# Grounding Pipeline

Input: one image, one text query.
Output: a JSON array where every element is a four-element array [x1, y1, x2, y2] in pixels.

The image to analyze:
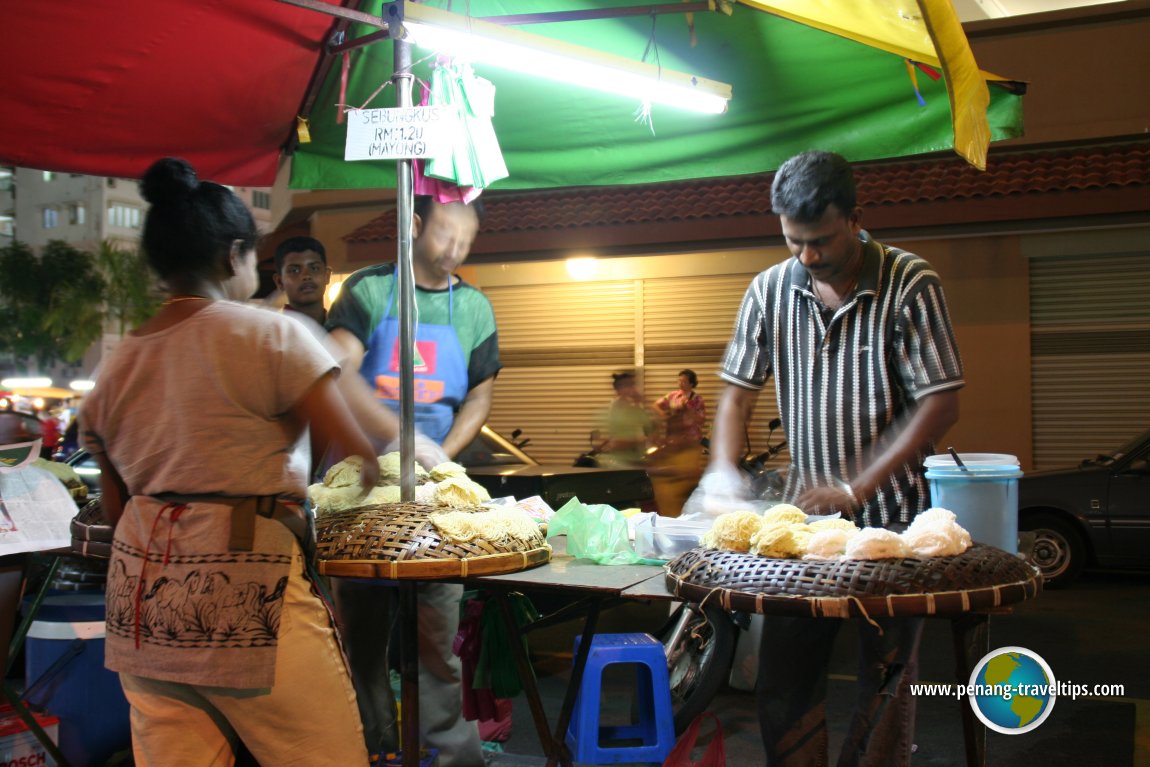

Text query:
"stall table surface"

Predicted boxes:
[[330, 537, 1027, 767]]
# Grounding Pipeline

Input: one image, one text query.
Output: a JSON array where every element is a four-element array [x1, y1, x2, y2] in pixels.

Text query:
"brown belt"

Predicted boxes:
[[152, 493, 308, 552]]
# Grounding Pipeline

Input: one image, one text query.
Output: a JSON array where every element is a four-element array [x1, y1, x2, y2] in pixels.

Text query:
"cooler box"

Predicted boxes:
[[924, 453, 1023, 553], [23, 592, 131, 767]]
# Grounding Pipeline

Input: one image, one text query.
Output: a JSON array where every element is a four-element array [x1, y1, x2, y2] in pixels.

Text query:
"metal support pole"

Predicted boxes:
[[393, 12, 421, 767], [394, 14, 416, 504]]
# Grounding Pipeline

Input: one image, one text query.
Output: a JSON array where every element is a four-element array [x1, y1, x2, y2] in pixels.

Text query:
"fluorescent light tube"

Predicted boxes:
[[395, 3, 731, 114]]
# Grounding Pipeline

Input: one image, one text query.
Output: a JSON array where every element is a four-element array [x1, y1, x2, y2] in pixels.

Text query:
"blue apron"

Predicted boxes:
[[360, 277, 468, 444]]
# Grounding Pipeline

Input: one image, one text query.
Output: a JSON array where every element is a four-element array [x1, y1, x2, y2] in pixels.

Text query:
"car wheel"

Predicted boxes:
[[1020, 512, 1086, 589]]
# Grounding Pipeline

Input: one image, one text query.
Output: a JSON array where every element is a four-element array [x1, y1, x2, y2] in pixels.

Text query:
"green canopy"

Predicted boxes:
[[290, 0, 1022, 190]]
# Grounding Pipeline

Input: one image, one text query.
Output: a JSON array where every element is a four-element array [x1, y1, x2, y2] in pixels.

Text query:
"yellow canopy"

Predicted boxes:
[[738, 0, 997, 169]]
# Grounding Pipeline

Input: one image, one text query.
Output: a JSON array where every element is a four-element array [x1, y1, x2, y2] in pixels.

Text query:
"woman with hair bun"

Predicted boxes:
[[80, 158, 375, 765]]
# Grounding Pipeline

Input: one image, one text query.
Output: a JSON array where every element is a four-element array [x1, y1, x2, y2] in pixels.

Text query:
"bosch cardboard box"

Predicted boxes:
[[0, 705, 59, 767]]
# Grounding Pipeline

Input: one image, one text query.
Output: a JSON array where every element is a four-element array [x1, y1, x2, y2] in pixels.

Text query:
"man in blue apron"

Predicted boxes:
[[327, 196, 500, 767]]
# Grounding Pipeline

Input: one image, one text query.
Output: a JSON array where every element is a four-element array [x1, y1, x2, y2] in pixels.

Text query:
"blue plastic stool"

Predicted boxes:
[[565, 632, 676, 764]]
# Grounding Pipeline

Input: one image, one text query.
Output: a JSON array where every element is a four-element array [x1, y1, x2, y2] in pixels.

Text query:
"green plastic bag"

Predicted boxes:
[[547, 497, 662, 566]]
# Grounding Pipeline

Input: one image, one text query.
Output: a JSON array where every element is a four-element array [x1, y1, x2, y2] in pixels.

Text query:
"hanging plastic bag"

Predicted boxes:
[[414, 77, 480, 204], [546, 497, 661, 566], [424, 59, 508, 190], [662, 712, 726, 767]]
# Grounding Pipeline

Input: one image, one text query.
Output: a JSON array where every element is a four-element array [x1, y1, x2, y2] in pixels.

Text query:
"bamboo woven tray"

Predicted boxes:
[[665, 544, 1041, 619], [315, 502, 551, 579], [70, 496, 113, 560]]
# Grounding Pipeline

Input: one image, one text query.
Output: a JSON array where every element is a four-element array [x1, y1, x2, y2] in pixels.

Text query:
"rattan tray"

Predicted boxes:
[[665, 544, 1041, 618], [70, 496, 113, 560], [315, 501, 551, 580]]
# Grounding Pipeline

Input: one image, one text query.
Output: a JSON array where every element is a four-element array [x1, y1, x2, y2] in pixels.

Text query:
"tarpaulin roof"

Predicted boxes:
[[0, 1, 1022, 189], [0, 0, 340, 186]]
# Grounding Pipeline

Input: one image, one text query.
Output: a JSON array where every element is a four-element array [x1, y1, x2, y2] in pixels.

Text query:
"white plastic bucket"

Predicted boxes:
[[924, 453, 1023, 553]]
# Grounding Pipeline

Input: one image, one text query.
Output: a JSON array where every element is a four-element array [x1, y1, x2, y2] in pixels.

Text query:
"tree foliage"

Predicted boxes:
[[0, 239, 163, 369], [0, 239, 107, 366], [97, 240, 162, 336]]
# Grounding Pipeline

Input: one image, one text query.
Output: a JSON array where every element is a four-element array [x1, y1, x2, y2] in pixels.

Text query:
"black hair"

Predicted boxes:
[[612, 371, 636, 392], [274, 236, 327, 273], [770, 151, 857, 222], [139, 158, 258, 280], [679, 369, 698, 387], [413, 194, 485, 225]]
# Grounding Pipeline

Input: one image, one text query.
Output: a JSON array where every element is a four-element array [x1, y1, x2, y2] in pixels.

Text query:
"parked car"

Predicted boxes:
[[1019, 428, 1150, 588], [63, 425, 658, 513]]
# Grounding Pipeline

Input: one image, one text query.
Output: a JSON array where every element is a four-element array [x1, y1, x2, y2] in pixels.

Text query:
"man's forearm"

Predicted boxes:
[[326, 327, 400, 448], [851, 389, 960, 499], [441, 376, 494, 458], [339, 373, 400, 447]]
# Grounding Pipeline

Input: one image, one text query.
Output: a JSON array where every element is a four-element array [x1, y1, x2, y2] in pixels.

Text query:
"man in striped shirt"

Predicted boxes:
[[708, 151, 963, 765]]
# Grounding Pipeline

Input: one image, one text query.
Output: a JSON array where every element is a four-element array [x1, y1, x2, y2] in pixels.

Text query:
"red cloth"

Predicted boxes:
[[453, 597, 512, 741], [40, 417, 59, 448]]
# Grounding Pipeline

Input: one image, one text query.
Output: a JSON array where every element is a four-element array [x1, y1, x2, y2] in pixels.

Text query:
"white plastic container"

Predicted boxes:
[[633, 516, 709, 560], [924, 453, 1023, 553]]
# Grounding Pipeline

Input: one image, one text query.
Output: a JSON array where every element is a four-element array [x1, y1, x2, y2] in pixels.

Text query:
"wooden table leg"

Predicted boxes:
[[494, 592, 569, 766], [951, 612, 990, 767], [399, 581, 420, 767], [546, 599, 602, 767]]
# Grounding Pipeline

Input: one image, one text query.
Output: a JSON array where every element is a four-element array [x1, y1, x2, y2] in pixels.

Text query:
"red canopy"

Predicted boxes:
[[0, 0, 340, 186]]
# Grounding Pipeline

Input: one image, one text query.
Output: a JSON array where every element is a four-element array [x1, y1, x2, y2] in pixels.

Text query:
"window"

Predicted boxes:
[[42, 171, 56, 182], [107, 203, 141, 229], [252, 191, 271, 210], [42, 207, 59, 228], [106, 178, 117, 188], [68, 203, 86, 225], [0, 216, 14, 237]]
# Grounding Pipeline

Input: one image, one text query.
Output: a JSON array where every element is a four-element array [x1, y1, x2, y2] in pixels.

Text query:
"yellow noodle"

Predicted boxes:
[[430, 508, 543, 545], [700, 510, 763, 552]]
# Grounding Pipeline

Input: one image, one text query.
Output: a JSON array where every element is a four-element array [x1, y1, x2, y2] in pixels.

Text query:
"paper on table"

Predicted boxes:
[[0, 466, 76, 555]]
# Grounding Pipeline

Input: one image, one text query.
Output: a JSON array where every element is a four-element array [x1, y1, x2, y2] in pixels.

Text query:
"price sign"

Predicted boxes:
[[344, 106, 458, 161]]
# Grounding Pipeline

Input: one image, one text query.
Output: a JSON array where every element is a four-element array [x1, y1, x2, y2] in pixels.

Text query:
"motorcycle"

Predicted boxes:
[[569, 420, 790, 732], [739, 416, 789, 501], [655, 417, 790, 732], [573, 429, 610, 468]]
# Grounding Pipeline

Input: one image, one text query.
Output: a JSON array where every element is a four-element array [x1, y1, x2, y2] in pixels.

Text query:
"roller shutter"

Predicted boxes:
[[1030, 251, 1150, 469], [482, 271, 786, 466]]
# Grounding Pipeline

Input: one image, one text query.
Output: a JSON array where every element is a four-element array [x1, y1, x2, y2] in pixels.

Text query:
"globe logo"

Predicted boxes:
[[968, 646, 1056, 734]]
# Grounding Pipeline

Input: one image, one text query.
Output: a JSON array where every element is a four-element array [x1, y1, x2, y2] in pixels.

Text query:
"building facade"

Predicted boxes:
[[0, 167, 273, 382]]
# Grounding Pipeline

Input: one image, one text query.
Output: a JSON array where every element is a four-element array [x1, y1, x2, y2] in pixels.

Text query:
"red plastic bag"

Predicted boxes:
[[662, 712, 726, 767]]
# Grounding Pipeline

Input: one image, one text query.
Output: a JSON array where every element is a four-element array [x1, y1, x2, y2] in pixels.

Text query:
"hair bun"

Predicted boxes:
[[139, 157, 198, 205]]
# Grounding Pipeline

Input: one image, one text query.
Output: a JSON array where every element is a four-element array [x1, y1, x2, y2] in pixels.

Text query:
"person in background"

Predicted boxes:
[[326, 195, 499, 767], [79, 157, 377, 766], [599, 371, 656, 468], [273, 235, 331, 326], [654, 369, 706, 446], [650, 369, 707, 517], [38, 409, 60, 459], [703, 150, 963, 765]]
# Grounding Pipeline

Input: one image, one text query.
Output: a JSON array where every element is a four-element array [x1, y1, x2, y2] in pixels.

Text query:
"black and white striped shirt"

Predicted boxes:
[[720, 233, 964, 527]]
